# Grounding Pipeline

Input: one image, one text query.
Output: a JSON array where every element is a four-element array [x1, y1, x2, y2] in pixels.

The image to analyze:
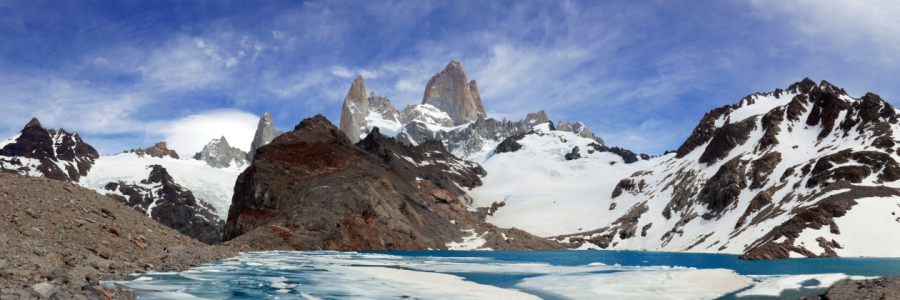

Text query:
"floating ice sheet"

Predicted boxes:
[[111, 251, 882, 300]]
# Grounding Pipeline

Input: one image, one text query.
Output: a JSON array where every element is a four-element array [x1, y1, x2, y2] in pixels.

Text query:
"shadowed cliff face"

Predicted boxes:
[[223, 115, 563, 251]]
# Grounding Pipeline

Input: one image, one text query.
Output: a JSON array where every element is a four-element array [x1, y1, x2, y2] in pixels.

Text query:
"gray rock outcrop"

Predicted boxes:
[[421, 61, 487, 126], [192, 136, 248, 168], [367, 92, 400, 123], [557, 121, 605, 145], [524, 110, 550, 126], [247, 112, 283, 163], [338, 76, 369, 143]]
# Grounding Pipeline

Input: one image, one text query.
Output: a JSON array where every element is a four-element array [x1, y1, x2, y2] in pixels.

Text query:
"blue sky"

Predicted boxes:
[[1, 0, 899, 156]]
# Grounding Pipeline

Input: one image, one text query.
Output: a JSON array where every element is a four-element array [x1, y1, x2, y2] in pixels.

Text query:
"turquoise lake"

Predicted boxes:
[[108, 250, 900, 299]]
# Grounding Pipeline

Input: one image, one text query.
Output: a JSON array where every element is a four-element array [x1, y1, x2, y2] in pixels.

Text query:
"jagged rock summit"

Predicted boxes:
[[0, 117, 99, 182], [422, 60, 487, 126], [193, 136, 248, 169], [223, 115, 563, 251], [128, 142, 179, 159], [247, 112, 283, 162], [339, 76, 370, 143], [336, 61, 610, 159]]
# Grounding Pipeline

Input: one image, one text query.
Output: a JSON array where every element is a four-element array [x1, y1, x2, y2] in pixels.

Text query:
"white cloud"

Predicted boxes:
[[331, 66, 378, 79], [331, 66, 354, 78], [151, 109, 261, 157], [140, 34, 257, 91], [748, 0, 900, 64]]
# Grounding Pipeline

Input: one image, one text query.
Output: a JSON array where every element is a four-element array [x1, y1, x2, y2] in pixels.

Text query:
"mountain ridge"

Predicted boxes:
[[541, 78, 900, 259]]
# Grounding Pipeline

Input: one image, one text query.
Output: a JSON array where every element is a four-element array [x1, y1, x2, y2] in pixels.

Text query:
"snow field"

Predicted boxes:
[[468, 123, 661, 237], [794, 196, 900, 257]]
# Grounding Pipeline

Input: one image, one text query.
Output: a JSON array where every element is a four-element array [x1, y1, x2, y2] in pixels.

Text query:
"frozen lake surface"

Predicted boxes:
[[108, 250, 900, 299]]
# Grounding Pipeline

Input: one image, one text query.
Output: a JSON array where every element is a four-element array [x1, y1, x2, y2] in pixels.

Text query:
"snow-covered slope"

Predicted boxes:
[[482, 78, 900, 259], [469, 123, 663, 237], [79, 153, 245, 220]]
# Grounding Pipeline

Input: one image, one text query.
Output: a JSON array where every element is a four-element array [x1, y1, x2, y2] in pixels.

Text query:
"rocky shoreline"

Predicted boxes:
[[0, 172, 237, 299], [812, 277, 900, 300]]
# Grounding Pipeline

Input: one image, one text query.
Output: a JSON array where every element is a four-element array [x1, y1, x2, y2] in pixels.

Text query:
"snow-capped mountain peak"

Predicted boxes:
[[0, 117, 99, 181]]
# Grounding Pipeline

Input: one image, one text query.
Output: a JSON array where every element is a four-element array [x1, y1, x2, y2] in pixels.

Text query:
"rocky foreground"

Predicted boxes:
[[0, 172, 236, 299]]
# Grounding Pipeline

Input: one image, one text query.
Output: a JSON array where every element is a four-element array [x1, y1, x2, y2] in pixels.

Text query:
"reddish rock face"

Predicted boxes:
[[223, 115, 563, 251], [129, 142, 179, 159]]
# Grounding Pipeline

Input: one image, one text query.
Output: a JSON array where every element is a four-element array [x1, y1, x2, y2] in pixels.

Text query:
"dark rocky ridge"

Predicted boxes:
[[0, 118, 99, 182], [356, 127, 486, 198], [103, 165, 223, 245], [698, 156, 748, 220], [223, 115, 563, 251], [494, 132, 526, 154], [698, 117, 757, 164], [586, 142, 651, 164]]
